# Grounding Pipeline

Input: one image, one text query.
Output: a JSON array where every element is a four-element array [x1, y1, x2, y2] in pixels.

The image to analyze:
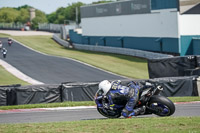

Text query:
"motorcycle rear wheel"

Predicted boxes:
[[148, 95, 175, 116]]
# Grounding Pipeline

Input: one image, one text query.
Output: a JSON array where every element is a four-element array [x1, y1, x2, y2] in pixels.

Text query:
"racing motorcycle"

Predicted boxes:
[[0, 42, 2, 50], [95, 81, 175, 118], [8, 39, 13, 46]]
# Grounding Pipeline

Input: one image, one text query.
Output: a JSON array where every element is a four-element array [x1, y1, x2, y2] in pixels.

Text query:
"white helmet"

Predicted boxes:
[[98, 80, 111, 96]]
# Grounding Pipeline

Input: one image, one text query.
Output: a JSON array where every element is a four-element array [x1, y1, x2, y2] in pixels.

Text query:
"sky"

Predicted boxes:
[[0, 0, 99, 14]]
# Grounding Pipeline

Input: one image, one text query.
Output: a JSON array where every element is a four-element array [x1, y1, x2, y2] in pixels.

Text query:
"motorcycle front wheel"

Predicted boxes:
[[147, 95, 175, 116], [97, 108, 121, 118]]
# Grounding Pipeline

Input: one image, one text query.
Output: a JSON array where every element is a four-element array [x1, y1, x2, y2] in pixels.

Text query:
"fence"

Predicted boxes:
[[0, 77, 199, 106], [53, 34, 70, 47], [38, 23, 63, 33], [0, 23, 24, 30]]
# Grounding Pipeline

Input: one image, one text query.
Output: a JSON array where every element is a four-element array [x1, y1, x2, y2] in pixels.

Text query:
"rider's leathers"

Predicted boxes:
[[96, 80, 141, 118]]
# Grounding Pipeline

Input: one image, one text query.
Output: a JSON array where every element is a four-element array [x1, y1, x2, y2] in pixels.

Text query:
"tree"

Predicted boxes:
[[15, 5, 31, 10], [31, 10, 48, 30], [92, 0, 113, 4], [0, 5, 48, 27], [16, 8, 29, 23], [46, 2, 84, 24], [55, 7, 66, 24], [47, 12, 57, 23], [64, 2, 85, 24], [0, 8, 19, 23]]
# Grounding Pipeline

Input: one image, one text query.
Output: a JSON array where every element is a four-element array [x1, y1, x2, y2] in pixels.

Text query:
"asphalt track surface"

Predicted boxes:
[[0, 102, 199, 123], [0, 38, 125, 84]]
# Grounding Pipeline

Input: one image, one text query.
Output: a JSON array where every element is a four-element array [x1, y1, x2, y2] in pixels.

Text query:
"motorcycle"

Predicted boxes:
[[8, 39, 13, 46], [3, 51, 6, 58], [95, 81, 175, 118], [2, 48, 7, 58], [0, 43, 2, 50]]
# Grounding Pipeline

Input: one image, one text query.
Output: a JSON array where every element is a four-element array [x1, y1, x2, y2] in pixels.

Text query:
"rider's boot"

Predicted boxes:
[[122, 106, 146, 118]]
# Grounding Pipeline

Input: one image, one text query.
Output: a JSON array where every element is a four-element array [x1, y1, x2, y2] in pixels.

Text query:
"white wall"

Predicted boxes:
[[64, 25, 76, 34], [81, 9, 179, 38], [179, 15, 200, 35]]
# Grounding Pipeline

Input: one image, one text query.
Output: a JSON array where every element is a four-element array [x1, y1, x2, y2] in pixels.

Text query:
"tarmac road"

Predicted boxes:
[[0, 38, 125, 84], [0, 102, 199, 124]]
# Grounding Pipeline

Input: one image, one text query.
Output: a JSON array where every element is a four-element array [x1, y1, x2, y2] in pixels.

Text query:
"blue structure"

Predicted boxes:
[[69, 0, 200, 56]]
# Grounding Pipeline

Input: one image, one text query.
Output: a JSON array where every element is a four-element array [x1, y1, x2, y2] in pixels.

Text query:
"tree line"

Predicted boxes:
[[0, 5, 47, 29], [0, 1, 113, 29]]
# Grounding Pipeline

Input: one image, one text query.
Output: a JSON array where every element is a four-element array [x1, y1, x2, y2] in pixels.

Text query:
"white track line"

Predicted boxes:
[[41, 106, 96, 111], [0, 59, 44, 85]]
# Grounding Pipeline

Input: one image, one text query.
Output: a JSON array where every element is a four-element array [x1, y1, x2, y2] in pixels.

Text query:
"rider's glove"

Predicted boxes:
[[128, 81, 140, 89]]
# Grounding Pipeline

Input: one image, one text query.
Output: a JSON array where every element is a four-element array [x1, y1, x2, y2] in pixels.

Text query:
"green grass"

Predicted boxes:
[[0, 101, 95, 110], [169, 96, 200, 103], [0, 65, 29, 86], [0, 33, 10, 38], [0, 97, 199, 110], [0, 117, 199, 133]]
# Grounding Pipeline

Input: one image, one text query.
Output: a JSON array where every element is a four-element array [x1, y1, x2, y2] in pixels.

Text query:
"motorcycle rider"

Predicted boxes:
[[8, 38, 12, 46], [0, 41, 2, 50], [1, 48, 7, 58], [95, 80, 145, 118]]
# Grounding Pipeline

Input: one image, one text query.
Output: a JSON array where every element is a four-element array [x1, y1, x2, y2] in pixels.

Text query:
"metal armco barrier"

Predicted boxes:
[[52, 34, 173, 60]]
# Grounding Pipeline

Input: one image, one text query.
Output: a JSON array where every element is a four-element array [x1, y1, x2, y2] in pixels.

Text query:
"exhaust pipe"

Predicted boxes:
[[154, 85, 163, 95]]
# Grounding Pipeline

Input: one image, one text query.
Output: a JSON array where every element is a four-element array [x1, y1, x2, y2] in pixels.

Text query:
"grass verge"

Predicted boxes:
[[0, 97, 199, 110], [0, 117, 199, 133], [0, 33, 10, 38], [0, 101, 95, 110], [0, 65, 29, 86], [169, 96, 200, 103]]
